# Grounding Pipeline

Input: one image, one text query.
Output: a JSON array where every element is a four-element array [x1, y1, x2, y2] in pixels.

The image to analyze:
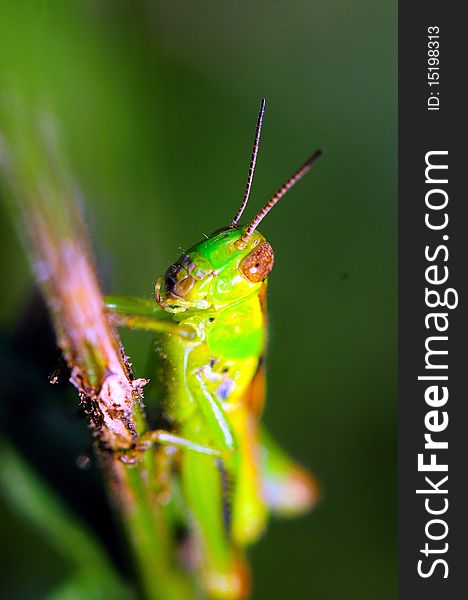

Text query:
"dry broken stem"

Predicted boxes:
[[0, 125, 193, 599], [33, 211, 143, 450]]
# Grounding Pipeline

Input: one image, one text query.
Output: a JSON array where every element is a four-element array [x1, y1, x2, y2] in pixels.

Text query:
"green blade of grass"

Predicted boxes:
[[0, 438, 132, 599]]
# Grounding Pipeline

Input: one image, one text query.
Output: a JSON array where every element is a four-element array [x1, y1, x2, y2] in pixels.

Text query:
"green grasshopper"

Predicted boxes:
[[106, 99, 322, 599]]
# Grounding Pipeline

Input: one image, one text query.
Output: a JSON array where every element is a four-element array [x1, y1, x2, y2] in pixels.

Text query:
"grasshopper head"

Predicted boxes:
[[156, 227, 274, 313]]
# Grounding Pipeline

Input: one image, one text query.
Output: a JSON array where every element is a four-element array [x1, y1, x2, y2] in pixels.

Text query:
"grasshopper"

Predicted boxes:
[[106, 99, 322, 599]]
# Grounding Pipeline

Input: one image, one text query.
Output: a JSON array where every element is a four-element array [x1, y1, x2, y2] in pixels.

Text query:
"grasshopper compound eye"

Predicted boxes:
[[240, 241, 274, 282], [164, 261, 195, 299], [163, 254, 210, 299]]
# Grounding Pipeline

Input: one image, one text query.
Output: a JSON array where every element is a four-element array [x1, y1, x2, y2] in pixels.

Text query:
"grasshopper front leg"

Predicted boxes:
[[119, 429, 221, 464], [105, 295, 197, 339], [106, 295, 218, 455]]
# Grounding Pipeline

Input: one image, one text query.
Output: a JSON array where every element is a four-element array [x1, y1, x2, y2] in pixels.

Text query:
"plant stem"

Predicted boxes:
[[0, 109, 194, 600]]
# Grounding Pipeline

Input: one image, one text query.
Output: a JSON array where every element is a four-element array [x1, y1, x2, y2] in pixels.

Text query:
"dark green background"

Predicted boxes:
[[0, 1, 396, 598]]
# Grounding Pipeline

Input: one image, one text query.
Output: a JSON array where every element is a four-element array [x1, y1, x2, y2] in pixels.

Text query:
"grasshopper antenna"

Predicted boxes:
[[231, 97, 266, 227], [237, 148, 324, 248]]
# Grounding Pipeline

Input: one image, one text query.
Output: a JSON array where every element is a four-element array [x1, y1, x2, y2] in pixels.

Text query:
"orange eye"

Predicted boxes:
[[240, 241, 275, 282]]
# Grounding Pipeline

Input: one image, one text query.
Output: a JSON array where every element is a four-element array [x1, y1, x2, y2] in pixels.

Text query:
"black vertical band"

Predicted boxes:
[[399, 3, 467, 597]]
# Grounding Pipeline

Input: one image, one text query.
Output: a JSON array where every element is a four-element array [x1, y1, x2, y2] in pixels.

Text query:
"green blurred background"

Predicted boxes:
[[0, 1, 396, 598]]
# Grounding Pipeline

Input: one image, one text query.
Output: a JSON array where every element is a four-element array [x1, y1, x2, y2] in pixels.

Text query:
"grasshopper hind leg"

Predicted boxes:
[[182, 450, 250, 600], [231, 362, 319, 546], [229, 414, 319, 548], [259, 424, 320, 517], [218, 459, 234, 540], [244, 360, 320, 517]]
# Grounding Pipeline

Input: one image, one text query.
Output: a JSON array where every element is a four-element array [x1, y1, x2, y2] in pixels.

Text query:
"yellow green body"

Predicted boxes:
[[106, 226, 318, 599]]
